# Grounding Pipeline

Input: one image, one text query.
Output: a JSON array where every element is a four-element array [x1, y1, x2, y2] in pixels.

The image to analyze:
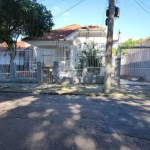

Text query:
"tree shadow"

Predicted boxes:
[[0, 93, 150, 150]]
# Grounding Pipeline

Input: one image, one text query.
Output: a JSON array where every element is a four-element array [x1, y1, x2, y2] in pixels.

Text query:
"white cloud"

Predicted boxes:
[[53, 6, 59, 11], [113, 33, 118, 41], [120, 37, 141, 43], [120, 37, 128, 43], [63, 12, 70, 15], [132, 37, 141, 40]]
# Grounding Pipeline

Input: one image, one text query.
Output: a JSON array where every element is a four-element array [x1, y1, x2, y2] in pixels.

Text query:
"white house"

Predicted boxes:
[[23, 24, 108, 70]]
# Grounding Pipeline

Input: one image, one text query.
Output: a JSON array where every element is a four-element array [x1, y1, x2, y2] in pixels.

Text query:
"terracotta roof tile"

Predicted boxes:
[[140, 36, 150, 44], [57, 24, 81, 30], [32, 24, 81, 40], [81, 25, 104, 29], [135, 36, 150, 46], [24, 24, 104, 40]]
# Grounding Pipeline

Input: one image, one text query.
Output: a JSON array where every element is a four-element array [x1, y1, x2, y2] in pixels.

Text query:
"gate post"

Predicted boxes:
[[83, 58, 88, 76], [114, 58, 121, 85], [37, 61, 42, 82], [114, 45, 121, 85], [53, 61, 59, 83]]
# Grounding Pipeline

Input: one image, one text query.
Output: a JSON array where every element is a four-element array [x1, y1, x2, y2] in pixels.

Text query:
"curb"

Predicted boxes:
[[0, 90, 109, 97], [0, 90, 148, 99]]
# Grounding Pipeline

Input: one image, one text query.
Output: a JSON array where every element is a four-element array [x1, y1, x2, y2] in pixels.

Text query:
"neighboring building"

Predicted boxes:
[[0, 41, 30, 52], [120, 36, 150, 81], [0, 41, 30, 65], [0, 41, 31, 80]]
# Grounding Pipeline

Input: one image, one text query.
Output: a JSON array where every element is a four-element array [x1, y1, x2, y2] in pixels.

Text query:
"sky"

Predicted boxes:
[[40, 0, 150, 42]]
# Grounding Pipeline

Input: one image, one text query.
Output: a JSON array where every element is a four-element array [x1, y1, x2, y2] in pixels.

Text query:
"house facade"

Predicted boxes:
[[0, 24, 118, 83], [23, 24, 107, 70]]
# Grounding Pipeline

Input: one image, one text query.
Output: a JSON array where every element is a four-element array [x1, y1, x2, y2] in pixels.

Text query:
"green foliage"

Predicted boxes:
[[0, 0, 54, 51], [121, 38, 143, 55], [112, 48, 117, 56], [76, 42, 103, 72]]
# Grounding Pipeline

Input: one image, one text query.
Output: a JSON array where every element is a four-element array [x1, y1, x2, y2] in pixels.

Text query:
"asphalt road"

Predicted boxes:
[[0, 93, 150, 150]]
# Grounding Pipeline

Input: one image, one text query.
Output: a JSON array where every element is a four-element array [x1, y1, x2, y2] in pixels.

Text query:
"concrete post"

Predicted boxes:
[[83, 58, 88, 76], [37, 61, 42, 82], [114, 58, 121, 85], [53, 61, 59, 83]]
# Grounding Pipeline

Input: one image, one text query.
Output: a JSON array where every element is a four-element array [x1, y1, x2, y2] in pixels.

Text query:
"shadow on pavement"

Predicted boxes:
[[0, 93, 150, 150]]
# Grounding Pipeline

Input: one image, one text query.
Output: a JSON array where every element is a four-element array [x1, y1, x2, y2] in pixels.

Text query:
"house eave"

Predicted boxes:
[[65, 29, 106, 40]]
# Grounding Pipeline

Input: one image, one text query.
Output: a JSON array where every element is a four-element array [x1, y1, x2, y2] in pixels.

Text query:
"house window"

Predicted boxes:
[[66, 50, 70, 60]]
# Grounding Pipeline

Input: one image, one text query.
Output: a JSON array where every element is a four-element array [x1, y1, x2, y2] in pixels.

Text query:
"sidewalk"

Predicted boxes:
[[0, 80, 150, 98], [120, 79, 150, 85]]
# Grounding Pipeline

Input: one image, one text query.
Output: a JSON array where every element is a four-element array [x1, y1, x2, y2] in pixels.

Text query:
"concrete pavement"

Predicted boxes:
[[0, 93, 150, 150], [0, 81, 150, 98]]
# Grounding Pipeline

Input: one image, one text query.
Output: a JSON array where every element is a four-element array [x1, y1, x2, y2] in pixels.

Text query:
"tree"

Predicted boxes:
[[121, 38, 143, 55], [0, 0, 54, 55], [112, 48, 117, 56]]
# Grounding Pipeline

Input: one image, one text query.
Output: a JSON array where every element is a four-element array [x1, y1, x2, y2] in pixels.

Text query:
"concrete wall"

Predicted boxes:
[[56, 76, 104, 84], [0, 62, 42, 83], [53, 60, 104, 84]]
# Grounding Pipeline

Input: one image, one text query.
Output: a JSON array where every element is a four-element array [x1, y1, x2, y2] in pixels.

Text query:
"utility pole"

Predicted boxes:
[[104, 0, 115, 93]]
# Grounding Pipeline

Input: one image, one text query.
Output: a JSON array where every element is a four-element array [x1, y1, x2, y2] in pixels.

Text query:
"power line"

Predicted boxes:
[[134, 0, 150, 14], [46, 0, 65, 7], [54, 0, 85, 18], [138, 0, 150, 11], [38, 0, 44, 3]]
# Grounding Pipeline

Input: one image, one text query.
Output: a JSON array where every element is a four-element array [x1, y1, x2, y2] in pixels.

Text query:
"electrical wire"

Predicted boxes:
[[54, 0, 85, 18], [138, 0, 150, 11], [38, 0, 44, 3], [46, 0, 65, 7], [134, 0, 150, 14]]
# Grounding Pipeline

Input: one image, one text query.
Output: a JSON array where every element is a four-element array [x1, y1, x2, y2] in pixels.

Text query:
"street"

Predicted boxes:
[[0, 93, 150, 150]]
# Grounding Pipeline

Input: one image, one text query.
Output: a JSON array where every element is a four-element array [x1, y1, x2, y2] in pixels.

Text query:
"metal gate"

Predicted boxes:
[[42, 54, 54, 83]]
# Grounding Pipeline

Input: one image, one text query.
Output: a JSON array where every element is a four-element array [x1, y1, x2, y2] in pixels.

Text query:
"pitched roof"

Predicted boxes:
[[24, 24, 105, 40], [81, 25, 104, 29], [0, 41, 30, 52], [140, 36, 150, 44], [42, 24, 82, 40], [135, 36, 150, 46]]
